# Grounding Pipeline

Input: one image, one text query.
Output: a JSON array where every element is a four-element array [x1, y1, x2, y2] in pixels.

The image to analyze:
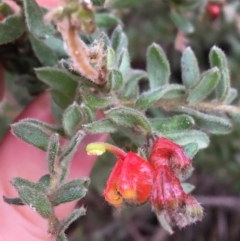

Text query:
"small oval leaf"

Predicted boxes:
[[147, 43, 170, 89], [83, 119, 117, 134], [164, 130, 209, 149], [35, 67, 78, 97], [150, 114, 195, 134], [176, 106, 232, 135], [0, 14, 25, 44], [181, 47, 200, 89], [47, 134, 60, 174], [18, 187, 52, 218], [63, 103, 84, 136], [23, 0, 54, 38], [11, 121, 51, 151], [50, 179, 89, 206], [106, 106, 152, 135], [136, 84, 185, 110], [187, 67, 220, 104], [209, 46, 230, 101]]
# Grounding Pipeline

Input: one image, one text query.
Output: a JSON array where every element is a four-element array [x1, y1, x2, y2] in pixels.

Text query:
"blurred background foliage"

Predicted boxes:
[[1, 0, 240, 240]]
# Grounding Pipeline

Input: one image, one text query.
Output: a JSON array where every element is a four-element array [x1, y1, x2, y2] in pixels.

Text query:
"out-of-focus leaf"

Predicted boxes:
[[181, 183, 195, 193], [23, 0, 54, 38], [106, 0, 147, 8], [95, 13, 121, 28], [111, 25, 128, 58], [0, 14, 25, 44], [170, 9, 194, 33], [35, 67, 78, 97], [51, 90, 73, 109], [29, 34, 58, 66]]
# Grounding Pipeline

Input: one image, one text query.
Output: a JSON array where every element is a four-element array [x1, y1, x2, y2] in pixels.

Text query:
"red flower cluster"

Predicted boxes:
[[87, 138, 203, 229]]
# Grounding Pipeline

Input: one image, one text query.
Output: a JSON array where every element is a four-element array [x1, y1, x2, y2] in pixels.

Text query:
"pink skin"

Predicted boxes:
[[0, 1, 107, 240]]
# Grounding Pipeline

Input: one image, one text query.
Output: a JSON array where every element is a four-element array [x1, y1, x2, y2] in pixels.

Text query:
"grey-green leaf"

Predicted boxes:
[[118, 49, 130, 79], [56, 233, 67, 241], [157, 214, 174, 235], [60, 131, 85, 166], [0, 14, 25, 44], [95, 13, 121, 28], [209, 46, 230, 101], [106, 47, 116, 69], [187, 67, 220, 104], [21, 118, 64, 136], [0, 2, 14, 16], [111, 25, 128, 58], [147, 43, 170, 89], [106, 107, 152, 135], [63, 103, 84, 136], [136, 84, 185, 110], [181, 183, 195, 194], [47, 134, 60, 174], [50, 179, 89, 206], [83, 119, 117, 133], [122, 70, 147, 99], [106, 0, 148, 8], [23, 0, 54, 38], [57, 207, 86, 234], [35, 67, 78, 97], [82, 89, 113, 108], [38, 174, 50, 188], [11, 178, 45, 192], [164, 130, 209, 149], [11, 121, 50, 151], [170, 9, 194, 33], [150, 114, 195, 134], [18, 187, 52, 218], [223, 88, 238, 104], [29, 34, 58, 66], [107, 69, 123, 91], [3, 196, 25, 206], [176, 106, 232, 135], [183, 142, 199, 158], [51, 89, 74, 109], [181, 47, 200, 89]]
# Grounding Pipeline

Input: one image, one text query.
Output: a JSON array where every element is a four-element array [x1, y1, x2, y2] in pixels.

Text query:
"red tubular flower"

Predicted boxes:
[[149, 166, 186, 212], [149, 137, 192, 179], [104, 152, 154, 208]]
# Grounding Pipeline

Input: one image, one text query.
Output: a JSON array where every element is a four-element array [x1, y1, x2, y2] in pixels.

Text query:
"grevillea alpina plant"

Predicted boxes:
[[0, 0, 240, 240]]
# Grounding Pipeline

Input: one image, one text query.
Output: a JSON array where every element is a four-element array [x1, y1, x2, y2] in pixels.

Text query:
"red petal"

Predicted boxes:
[[117, 152, 154, 203], [149, 166, 186, 212], [149, 138, 192, 178], [103, 158, 124, 207]]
